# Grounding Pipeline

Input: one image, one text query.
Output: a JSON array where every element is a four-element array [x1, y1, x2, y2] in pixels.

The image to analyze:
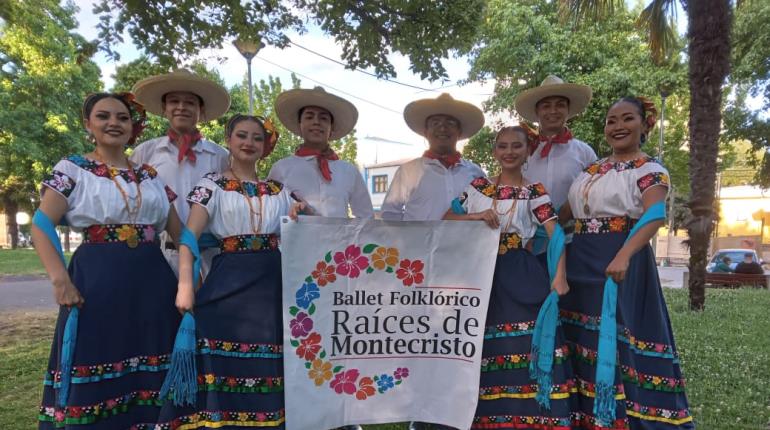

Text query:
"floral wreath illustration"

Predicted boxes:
[[288, 243, 424, 400]]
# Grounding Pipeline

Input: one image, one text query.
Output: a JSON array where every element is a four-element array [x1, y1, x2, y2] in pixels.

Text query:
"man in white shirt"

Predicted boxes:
[[382, 93, 484, 430], [381, 93, 485, 222], [269, 86, 373, 219], [131, 69, 231, 274], [514, 75, 597, 256]]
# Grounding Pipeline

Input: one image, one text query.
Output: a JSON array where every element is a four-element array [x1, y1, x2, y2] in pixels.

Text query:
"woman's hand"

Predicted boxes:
[[175, 281, 195, 314], [52, 272, 84, 308], [551, 276, 570, 296], [289, 201, 313, 220], [606, 252, 631, 283], [471, 209, 500, 229]]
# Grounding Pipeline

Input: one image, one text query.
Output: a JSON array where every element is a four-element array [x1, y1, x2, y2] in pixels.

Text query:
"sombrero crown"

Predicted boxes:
[[403, 93, 485, 140], [132, 69, 231, 122], [274, 86, 358, 141], [514, 75, 592, 123]]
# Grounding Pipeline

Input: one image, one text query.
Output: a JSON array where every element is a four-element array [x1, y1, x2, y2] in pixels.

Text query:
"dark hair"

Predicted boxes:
[[495, 126, 529, 144], [298, 106, 334, 124], [225, 114, 267, 138], [82, 92, 147, 146], [82, 93, 132, 120], [161, 92, 205, 107]]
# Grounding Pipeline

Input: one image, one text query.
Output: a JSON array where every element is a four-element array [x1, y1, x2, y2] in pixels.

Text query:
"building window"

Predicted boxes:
[[372, 175, 388, 194]]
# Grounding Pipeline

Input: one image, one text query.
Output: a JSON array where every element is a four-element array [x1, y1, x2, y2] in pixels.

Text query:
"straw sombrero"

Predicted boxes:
[[514, 75, 592, 123], [132, 69, 231, 122], [404, 93, 484, 140], [275, 87, 358, 141]]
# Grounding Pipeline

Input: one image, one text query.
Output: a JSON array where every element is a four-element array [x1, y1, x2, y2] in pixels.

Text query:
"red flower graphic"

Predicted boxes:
[[396, 259, 425, 286], [334, 245, 369, 278], [311, 261, 337, 286], [296, 332, 322, 361], [330, 369, 359, 395]]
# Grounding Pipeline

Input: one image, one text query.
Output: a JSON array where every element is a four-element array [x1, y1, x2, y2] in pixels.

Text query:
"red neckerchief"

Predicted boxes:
[[167, 129, 203, 164], [423, 150, 462, 169], [295, 146, 339, 182], [531, 128, 573, 158]]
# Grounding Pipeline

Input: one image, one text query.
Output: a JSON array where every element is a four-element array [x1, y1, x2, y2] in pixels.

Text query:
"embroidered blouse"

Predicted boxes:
[[186, 172, 295, 238], [41, 155, 174, 231], [381, 157, 485, 221], [458, 177, 558, 246], [567, 156, 670, 219]]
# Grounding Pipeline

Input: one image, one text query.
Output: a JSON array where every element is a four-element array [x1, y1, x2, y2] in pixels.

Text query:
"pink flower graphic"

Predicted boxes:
[[289, 312, 313, 338], [394, 367, 409, 380], [330, 369, 360, 395], [334, 245, 369, 278]]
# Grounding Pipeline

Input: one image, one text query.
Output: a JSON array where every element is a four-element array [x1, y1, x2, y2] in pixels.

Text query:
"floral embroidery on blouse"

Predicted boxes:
[[42, 170, 76, 198], [637, 172, 670, 194], [532, 202, 557, 224], [470, 177, 548, 200], [187, 186, 213, 206], [164, 185, 177, 203], [64, 155, 158, 183], [583, 156, 660, 175], [202, 172, 284, 197]]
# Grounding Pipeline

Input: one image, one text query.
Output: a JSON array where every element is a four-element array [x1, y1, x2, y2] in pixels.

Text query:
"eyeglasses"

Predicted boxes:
[[426, 117, 460, 129]]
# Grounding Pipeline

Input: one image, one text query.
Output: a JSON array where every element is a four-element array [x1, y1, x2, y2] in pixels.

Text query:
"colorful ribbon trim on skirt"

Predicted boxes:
[[594, 201, 666, 425], [219, 234, 279, 253], [33, 210, 78, 408], [529, 223, 566, 409], [160, 226, 201, 406]]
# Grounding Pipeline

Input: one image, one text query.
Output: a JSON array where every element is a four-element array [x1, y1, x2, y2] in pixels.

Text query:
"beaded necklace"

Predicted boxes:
[[228, 168, 263, 234], [92, 150, 143, 228]]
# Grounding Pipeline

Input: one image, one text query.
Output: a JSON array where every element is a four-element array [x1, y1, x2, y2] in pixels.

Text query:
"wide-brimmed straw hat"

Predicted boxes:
[[514, 75, 592, 123], [404, 93, 485, 140], [132, 69, 231, 122], [275, 86, 358, 141]]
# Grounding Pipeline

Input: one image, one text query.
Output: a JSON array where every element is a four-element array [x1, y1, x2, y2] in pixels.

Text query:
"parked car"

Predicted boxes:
[[706, 248, 763, 273]]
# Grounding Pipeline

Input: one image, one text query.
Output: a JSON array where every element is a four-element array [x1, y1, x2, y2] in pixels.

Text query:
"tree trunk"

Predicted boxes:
[[685, 0, 732, 311], [2, 196, 19, 249]]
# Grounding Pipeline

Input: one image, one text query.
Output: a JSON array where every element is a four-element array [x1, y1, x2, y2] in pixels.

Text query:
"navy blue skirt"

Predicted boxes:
[[157, 250, 285, 429], [473, 248, 575, 430], [561, 233, 694, 429], [39, 242, 180, 429]]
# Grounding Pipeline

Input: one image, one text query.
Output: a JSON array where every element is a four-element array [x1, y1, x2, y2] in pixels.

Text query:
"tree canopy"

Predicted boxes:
[[92, 0, 484, 81]]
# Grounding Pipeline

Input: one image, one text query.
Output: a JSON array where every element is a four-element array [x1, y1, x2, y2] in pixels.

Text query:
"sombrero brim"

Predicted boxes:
[[275, 89, 358, 141], [133, 74, 231, 122], [404, 98, 485, 140], [514, 83, 592, 123]]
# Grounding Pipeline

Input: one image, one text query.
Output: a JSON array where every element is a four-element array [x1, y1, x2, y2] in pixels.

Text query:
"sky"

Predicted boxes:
[[72, 1, 498, 167]]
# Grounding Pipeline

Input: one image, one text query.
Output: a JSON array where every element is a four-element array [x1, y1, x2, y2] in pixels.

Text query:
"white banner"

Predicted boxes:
[[280, 217, 499, 430]]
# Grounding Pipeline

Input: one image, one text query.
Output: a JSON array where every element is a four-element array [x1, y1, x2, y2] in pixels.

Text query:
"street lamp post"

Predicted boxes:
[[233, 38, 265, 115]]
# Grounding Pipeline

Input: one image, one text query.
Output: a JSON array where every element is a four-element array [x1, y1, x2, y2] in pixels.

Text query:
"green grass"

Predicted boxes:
[[0, 249, 73, 276], [1, 290, 768, 429]]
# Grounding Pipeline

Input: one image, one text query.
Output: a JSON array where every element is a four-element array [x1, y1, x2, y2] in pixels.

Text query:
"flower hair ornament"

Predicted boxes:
[[225, 114, 280, 159], [637, 96, 658, 130], [518, 121, 542, 155]]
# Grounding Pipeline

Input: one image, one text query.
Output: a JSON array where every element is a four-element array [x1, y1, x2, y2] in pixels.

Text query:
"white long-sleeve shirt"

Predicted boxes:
[[267, 155, 373, 219], [523, 138, 596, 209], [381, 157, 484, 221]]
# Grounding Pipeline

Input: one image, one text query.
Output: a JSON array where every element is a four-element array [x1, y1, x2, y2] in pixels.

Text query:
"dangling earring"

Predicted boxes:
[[228, 153, 234, 167], [86, 130, 96, 144], [640, 133, 647, 145], [255, 160, 262, 181]]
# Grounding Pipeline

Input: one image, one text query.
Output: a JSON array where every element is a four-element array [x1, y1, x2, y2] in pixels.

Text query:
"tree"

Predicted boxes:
[[91, 0, 484, 81], [0, 0, 102, 248], [559, 0, 733, 311], [462, 126, 499, 176], [464, 0, 690, 186], [111, 58, 357, 175]]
